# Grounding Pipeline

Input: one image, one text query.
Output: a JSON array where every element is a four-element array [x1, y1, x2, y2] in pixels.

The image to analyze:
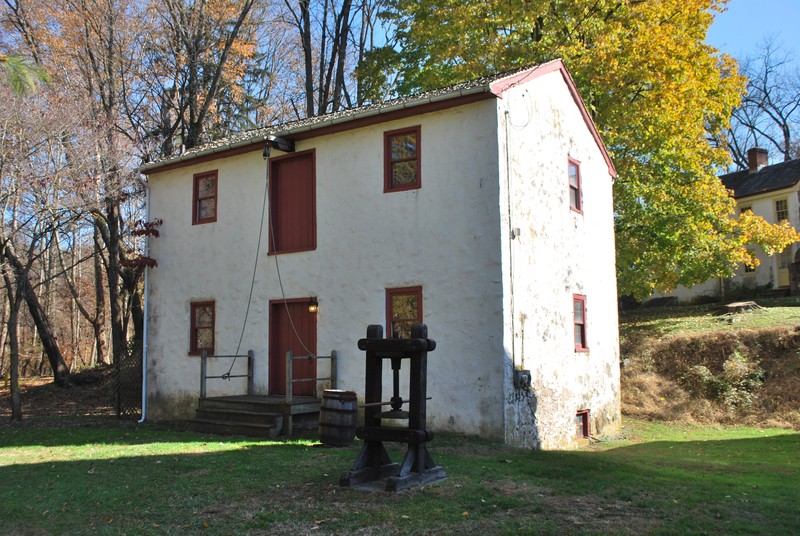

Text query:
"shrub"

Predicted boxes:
[[680, 350, 763, 411]]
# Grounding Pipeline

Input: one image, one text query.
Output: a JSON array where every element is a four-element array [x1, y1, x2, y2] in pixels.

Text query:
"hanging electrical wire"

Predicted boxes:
[[221, 155, 270, 379]]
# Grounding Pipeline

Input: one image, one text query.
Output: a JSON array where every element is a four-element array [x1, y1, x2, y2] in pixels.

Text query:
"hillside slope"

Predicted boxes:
[[620, 303, 800, 429]]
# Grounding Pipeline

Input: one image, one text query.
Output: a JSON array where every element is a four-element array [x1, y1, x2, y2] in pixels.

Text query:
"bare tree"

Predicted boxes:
[[728, 38, 800, 168], [0, 83, 100, 416], [139, 0, 259, 154], [281, 0, 386, 118]]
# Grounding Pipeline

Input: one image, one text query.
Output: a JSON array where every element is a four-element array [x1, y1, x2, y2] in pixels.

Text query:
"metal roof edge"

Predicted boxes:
[[140, 85, 492, 175]]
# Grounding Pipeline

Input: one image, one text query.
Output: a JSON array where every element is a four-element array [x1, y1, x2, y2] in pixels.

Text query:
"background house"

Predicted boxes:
[[668, 147, 800, 302], [139, 60, 621, 450]]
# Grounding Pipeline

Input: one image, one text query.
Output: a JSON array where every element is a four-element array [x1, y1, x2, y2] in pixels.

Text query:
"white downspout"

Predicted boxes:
[[138, 181, 151, 423]]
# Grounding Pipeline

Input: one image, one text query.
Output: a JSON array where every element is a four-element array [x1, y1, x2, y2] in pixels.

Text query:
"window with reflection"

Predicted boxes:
[[193, 170, 218, 224], [190, 301, 215, 355], [384, 126, 421, 192], [386, 286, 422, 338], [568, 158, 582, 213], [573, 294, 588, 352]]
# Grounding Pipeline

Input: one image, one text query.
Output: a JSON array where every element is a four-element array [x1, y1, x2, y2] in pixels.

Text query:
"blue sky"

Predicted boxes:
[[706, 0, 800, 60]]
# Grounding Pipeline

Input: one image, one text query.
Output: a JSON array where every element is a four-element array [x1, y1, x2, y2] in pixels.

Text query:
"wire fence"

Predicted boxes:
[[114, 338, 142, 419]]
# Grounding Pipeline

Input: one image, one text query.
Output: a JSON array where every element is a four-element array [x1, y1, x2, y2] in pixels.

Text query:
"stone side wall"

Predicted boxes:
[[497, 70, 621, 449]]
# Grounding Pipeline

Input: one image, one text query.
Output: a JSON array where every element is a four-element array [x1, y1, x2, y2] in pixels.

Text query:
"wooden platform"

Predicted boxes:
[[187, 395, 321, 438]]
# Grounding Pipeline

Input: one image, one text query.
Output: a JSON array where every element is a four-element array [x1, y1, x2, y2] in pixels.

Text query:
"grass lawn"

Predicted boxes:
[[0, 417, 797, 535], [619, 296, 800, 342]]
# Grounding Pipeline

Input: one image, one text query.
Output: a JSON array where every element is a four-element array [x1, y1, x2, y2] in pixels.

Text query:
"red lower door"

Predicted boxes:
[[269, 299, 317, 396]]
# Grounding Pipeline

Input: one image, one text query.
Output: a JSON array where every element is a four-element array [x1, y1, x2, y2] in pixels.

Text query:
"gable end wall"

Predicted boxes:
[[497, 69, 621, 449]]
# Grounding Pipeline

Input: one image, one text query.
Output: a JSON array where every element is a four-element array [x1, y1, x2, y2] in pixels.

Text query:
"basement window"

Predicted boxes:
[[576, 409, 590, 439]]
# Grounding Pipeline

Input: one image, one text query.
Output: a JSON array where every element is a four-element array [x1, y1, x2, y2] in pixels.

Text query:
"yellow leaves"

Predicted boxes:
[[735, 211, 800, 257]]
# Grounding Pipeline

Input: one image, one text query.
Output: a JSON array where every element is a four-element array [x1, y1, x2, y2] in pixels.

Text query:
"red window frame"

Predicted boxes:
[[576, 409, 590, 438], [386, 286, 423, 339], [573, 294, 588, 352], [384, 126, 421, 192], [189, 301, 215, 355], [193, 170, 218, 225], [568, 158, 582, 213]]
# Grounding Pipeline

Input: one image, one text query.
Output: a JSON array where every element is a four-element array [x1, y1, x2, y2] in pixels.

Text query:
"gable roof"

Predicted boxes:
[[721, 157, 800, 199], [139, 60, 615, 177]]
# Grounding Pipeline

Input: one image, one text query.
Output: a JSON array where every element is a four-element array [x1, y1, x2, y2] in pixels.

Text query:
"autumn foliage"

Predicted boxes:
[[372, 0, 800, 297]]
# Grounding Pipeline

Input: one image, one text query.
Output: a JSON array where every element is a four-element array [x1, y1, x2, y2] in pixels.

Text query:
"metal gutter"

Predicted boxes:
[[138, 181, 151, 423]]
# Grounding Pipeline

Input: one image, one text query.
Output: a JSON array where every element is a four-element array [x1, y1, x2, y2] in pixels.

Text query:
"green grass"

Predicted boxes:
[[1, 418, 797, 535], [619, 296, 800, 343]]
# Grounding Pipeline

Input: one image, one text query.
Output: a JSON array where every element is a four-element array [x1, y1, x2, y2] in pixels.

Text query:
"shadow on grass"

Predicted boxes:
[[1, 426, 798, 535]]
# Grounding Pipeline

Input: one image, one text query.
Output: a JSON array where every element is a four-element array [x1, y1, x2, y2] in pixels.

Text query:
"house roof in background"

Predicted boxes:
[[721, 157, 800, 199], [139, 60, 616, 177]]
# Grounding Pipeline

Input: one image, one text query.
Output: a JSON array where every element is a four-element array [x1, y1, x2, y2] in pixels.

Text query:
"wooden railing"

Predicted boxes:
[[200, 350, 254, 399], [285, 350, 338, 403], [284, 350, 337, 436]]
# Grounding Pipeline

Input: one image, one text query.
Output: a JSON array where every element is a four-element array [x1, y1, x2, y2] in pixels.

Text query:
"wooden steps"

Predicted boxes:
[[186, 395, 322, 438]]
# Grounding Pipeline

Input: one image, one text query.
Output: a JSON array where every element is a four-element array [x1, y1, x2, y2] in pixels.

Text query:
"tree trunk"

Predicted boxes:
[[331, 0, 352, 112], [21, 270, 70, 386], [101, 197, 125, 358], [2, 244, 70, 387], [93, 226, 107, 364], [121, 266, 144, 342], [7, 300, 22, 422], [300, 0, 314, 116], [3, 268, 23, 422]]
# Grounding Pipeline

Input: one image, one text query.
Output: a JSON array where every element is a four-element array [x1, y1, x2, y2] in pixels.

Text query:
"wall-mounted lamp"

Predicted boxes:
[[308, 298, 319, 313], [267, 135, 295, 153], [263, 135, 296, 158]]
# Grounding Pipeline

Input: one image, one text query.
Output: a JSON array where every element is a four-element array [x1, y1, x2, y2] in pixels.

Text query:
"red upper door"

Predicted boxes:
[[269, 150, 316, 254], [269, 299, 317, 396]]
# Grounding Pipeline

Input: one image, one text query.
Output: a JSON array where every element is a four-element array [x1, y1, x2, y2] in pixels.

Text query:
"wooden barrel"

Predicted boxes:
[[319, 390, 358, 447]]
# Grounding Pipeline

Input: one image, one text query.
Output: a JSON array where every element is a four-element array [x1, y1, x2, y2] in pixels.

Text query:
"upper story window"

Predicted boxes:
[[193, 170, 218, 225], [775, 199, 789, 222], [190, 301, 215, 355], [568, 158, 582, 213], [386, 286, 422, 339], [269, 150, 316, 254], [384, 126, 421, 192], [573, 294, 588, 352]]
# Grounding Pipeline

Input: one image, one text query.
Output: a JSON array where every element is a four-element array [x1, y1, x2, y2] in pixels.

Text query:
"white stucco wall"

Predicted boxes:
[[146, 99, 507, 438], [145, 68, 621, 448], [496, 71, 621, 449]]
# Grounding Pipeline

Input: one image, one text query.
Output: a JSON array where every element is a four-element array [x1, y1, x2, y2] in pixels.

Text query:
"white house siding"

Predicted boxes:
[[146, 152, 270, 418], [146, 99, 508, 438], [497, 71, 621, 449], [733, 190, 800, 291], [666, 187, 800, 303]]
